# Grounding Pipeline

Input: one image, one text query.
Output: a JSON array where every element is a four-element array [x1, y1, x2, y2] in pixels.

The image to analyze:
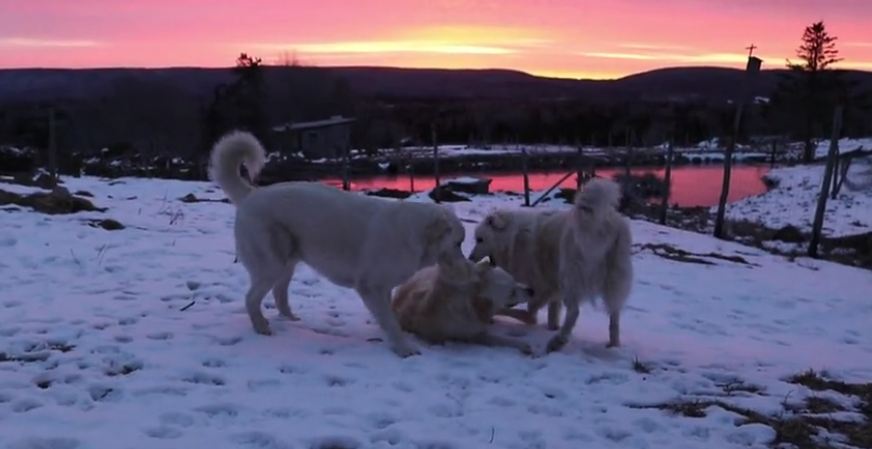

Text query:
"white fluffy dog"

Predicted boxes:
[[468, 208, 565, 329], [469, 178, 633, 351], [209, 131, 467, 357], [392, 259, 534, 353]]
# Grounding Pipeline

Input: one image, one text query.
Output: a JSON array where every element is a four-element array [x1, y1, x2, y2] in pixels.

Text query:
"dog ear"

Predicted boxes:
[[470, 296, 493, 323], [485, 212, 508, 231]]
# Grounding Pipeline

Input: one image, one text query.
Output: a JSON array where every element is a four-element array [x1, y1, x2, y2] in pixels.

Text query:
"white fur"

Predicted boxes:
[[469, 178, 634, 351], [392, 259, 533, 354], [468, 208, 565, 328], [209, 131, 467, 357]]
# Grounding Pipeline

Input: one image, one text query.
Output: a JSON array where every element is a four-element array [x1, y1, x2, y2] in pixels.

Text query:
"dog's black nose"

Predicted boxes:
[[525, 287, 535, 296], [468, 254, 478, 262]]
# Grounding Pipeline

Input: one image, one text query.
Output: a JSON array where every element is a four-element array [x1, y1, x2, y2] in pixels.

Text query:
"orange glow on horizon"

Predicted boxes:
[[1, 1, 871, 79]]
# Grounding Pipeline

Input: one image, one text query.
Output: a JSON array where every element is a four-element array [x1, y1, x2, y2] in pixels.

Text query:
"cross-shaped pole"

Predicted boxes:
[[746, 43, 757, 57]]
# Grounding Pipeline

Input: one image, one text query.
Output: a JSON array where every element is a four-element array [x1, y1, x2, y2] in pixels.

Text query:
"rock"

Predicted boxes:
[[88, 218, 124, 231], [773, 225, 805, 243], [444, 177, 492, 194], [429, 185, 470, 202], [34, 172, 58, 189], [555, 188, 576, 204], [365, 188, 412, 199], [178, 193, 230, 203]]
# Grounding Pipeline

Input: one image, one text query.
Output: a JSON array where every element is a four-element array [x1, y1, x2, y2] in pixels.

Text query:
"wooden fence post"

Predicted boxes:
[[770, 140, 777, 168], [431, 123, 440, 188], [714, 54, 762, 239], [48, 107, 58, 187], [522, 147, 531, 207], [659, 138, 674, 225], [809, 106, 844, 258], [342, 144, 350, 191], [576, 144, 584, 190]]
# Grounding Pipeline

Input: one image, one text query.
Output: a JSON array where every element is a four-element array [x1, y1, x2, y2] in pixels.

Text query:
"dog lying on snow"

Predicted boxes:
[[392, 258, 534, 354], [209, 130, 467, 357], [469, 178, 633, 352]]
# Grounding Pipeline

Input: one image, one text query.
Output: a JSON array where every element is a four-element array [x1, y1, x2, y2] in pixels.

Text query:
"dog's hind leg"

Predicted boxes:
[[607, 311, 620, 348], [357, 284, 420, 358], [272, 260, 301, 321], [246, 274, 277, 335], [547, 294, 580, 353], [238, 234, 285, 335], [546, 298, 561, 331]]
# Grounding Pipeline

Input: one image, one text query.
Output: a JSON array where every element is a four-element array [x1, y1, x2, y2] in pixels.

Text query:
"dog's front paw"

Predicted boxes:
[[606, 340, 620, 348], [518, 343, 534, 356], [391, 342, 421, 358], [546, 335, 568, 353], [281, 312, 301, 322], [520, 310, 538, 325], [252, 321, 272, 336]]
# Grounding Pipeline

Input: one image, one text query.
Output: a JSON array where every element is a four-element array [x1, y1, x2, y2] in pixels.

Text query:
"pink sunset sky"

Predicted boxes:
[[1, 0, 871, 79]]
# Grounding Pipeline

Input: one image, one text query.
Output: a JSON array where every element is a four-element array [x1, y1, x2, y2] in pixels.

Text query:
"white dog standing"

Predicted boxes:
[[392, 259, 534, 353], [209, 131, 467, 357], [468, 208, 565, 329], [469, 179, 633, 351]]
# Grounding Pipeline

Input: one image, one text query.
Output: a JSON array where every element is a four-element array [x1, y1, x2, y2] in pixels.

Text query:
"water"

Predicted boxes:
[[324, 164, 771, 207]]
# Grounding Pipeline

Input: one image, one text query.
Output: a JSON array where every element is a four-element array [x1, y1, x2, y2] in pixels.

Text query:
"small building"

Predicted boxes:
[[272, 115, 356, 159]]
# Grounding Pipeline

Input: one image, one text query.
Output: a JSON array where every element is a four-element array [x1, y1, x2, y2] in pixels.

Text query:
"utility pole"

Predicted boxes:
[[714, 50, 762, 239]]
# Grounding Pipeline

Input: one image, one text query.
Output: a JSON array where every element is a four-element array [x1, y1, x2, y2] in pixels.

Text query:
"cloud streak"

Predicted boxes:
[[249, 26, 550, 57], [252, 40, 518, 55], [579, 50, 774, 64], [0, 37, 100, 48]]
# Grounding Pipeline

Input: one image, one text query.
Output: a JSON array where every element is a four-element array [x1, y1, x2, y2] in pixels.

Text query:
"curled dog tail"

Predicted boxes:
[[577, 178, 622, 210], [208, 130, 266, 204]]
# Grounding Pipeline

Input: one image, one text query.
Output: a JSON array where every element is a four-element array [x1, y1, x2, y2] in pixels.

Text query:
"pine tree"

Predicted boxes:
[[786, 21, 842, 163], [789, 21, 842, 72]]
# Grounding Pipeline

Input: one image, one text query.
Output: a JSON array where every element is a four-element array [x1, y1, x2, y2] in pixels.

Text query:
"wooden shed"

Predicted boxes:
[[273, 115, 356, 159]]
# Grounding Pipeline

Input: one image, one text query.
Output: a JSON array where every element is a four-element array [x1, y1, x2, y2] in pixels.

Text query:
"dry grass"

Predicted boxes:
[[629, 370, 872, 449]]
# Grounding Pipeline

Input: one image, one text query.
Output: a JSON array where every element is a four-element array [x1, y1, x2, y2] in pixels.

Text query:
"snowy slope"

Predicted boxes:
[[725, 158, 872, 237], [1, 177, 870, 449]]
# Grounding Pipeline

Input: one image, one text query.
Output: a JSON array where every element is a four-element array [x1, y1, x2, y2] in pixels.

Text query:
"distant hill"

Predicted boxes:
[[2, 65, 871, 158], [2, 65, 870, 104]]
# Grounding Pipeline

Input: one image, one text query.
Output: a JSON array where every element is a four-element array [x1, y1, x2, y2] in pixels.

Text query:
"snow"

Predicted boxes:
[[814, 137, 872, 160], [443, 176, 488, 185], [0, 146, 26, 156], [1, 176, 870, 449], [681, 152, 768, 164], [725, 158, 872, 237]]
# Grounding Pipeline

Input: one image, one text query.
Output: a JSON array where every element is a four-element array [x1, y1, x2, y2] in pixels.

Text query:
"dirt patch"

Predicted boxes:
[[637, 243, 756, 266], [86, 218, 125, 231], [0, 187, 105, 214], [632, 370, 872, 449], [179, 193, 230, 204]]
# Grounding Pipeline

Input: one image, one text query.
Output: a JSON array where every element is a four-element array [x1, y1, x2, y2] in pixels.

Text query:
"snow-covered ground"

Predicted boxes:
[[814, 138, 872, 160], [725, 157, 872, 237], [1, 176, 870, 449]]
